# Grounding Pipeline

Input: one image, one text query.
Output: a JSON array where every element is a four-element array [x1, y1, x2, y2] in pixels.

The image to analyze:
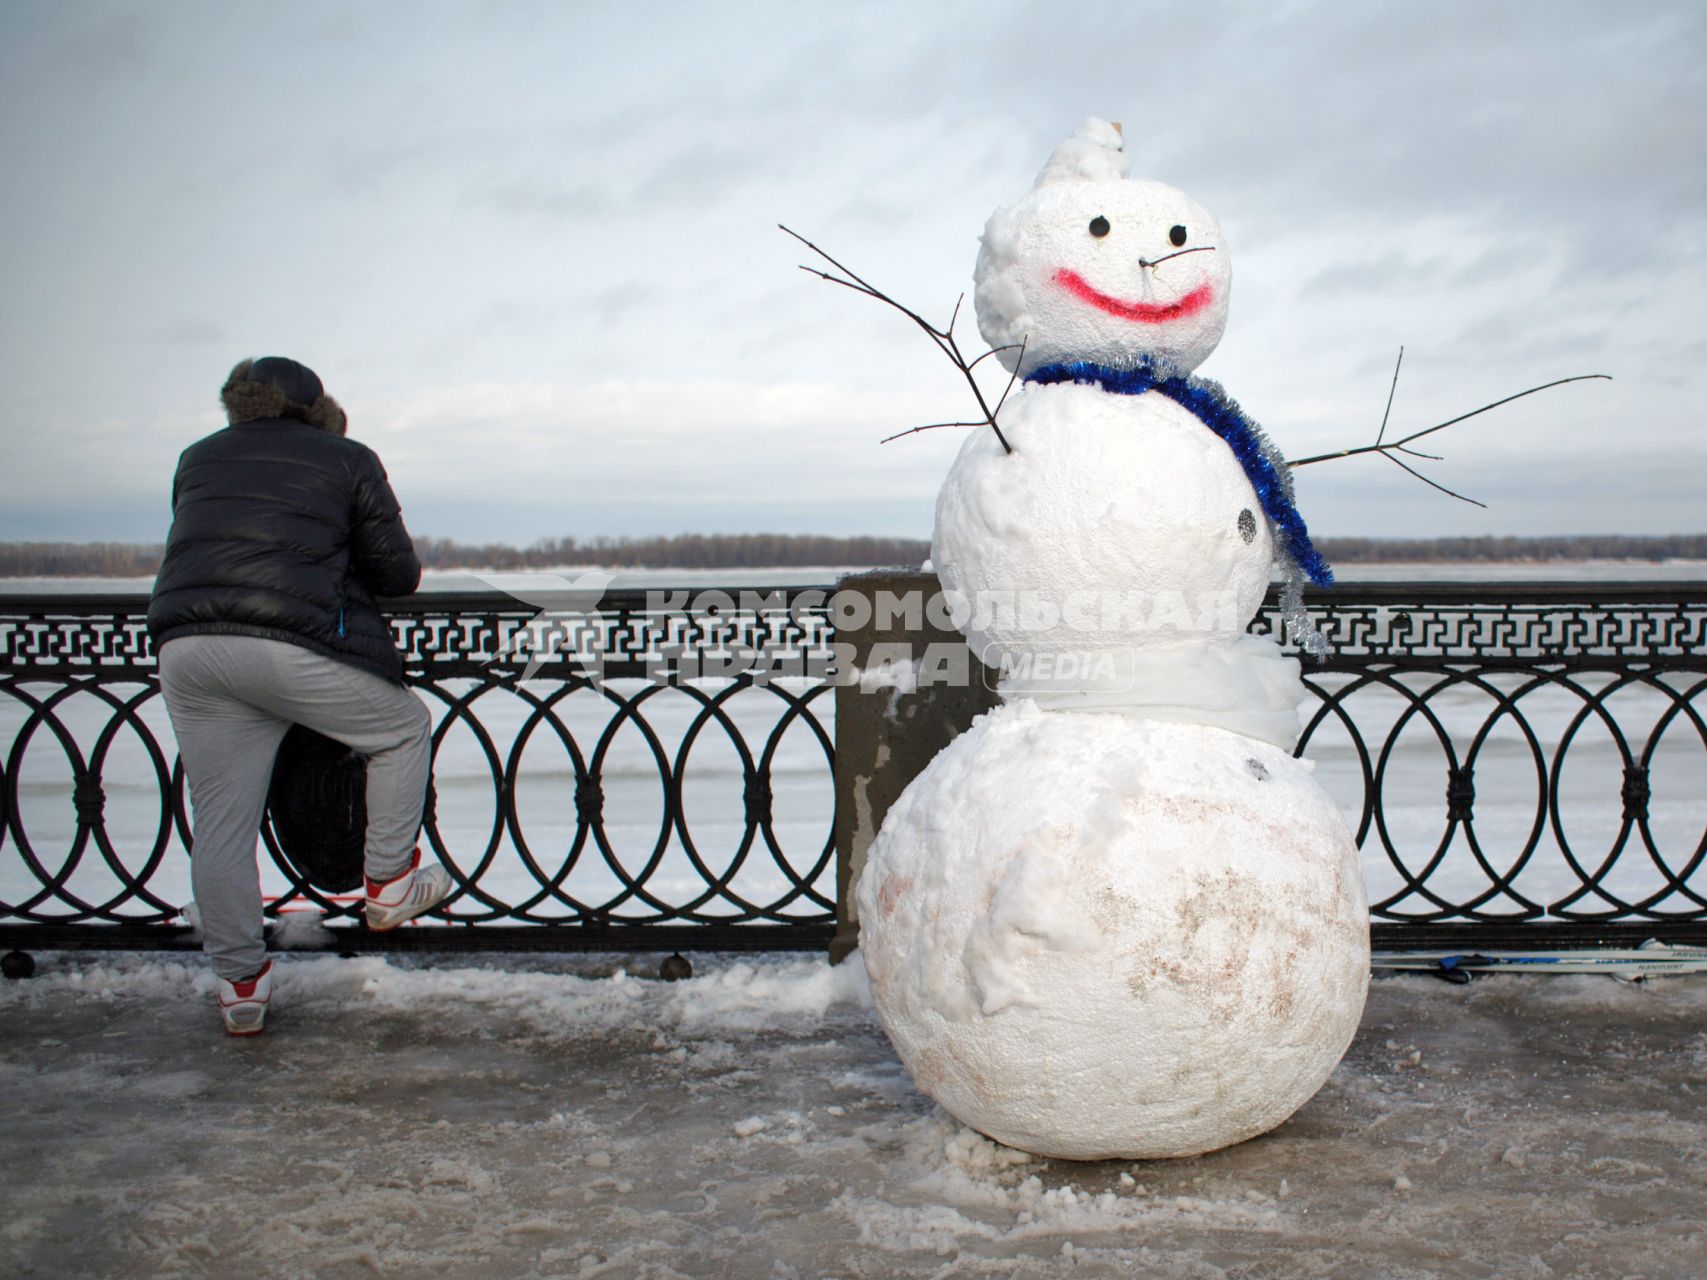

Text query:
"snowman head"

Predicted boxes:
[[975, 119, 1232, 376]]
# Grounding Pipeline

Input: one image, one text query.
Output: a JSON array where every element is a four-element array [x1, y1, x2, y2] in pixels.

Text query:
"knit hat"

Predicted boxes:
[[221, 356, 347, 434]]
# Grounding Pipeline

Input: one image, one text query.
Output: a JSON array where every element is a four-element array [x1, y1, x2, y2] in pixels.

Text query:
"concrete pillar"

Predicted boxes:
[[830, 570, 999, 963]]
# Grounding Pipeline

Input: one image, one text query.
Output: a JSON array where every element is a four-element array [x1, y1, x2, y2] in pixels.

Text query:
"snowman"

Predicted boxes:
[[853, 119, 1369, 1160]]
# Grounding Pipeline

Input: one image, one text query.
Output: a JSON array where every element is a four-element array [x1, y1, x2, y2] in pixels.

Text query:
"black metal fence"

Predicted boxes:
[[1, 586, 838, 952], [1257, 582, 1706, 949], [2, 581, 1703, 954]]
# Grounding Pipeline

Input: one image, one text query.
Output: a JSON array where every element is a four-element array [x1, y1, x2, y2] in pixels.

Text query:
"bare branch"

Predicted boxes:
[[1384, 450, 1487, 507], [796, 265, 883, 301], [1376, 346, 1404, 447], [879, 421, 985, 444], [782, 224, 1014, 454], [967, 344, 1023, 372], [1389, 374, 1613, 449], [781, 224, 949, 340], [781, 226, 899, 306], [1288, 371, 1612, 469], [941, 325, 1013, 453]]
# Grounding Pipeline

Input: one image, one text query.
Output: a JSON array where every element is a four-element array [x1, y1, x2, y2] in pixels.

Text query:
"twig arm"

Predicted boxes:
[[1390, 374, 1612, 448], [1285, 356, 1610, 509], [1383, 451, 1487, 507], [783, 224, 1015, 454], [1375, 346, 1404, 447], [879, 421, 988, 444], [1289, 372, 1612, 468]]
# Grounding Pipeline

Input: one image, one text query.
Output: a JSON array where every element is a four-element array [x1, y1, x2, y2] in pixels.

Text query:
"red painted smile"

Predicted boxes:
[[1053, 268, 1214, 323]]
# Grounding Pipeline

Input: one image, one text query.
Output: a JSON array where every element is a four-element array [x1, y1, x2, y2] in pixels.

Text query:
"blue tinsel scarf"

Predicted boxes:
[[1024, 361, 1334, 588]]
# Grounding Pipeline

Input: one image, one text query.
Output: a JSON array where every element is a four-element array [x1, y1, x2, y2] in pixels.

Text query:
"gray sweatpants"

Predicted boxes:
[[159, 635, 432, 980]]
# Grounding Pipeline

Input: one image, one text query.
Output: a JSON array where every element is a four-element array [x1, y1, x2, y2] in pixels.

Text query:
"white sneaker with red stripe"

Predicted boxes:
[[364, 848, 452, 930], [217, 960, 273, 1036]]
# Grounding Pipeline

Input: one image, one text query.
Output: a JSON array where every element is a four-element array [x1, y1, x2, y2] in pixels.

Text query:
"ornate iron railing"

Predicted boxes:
[[1256, 582, 1707, 948], [2, 581, 1704, 954], [0, 586, 838, 952]]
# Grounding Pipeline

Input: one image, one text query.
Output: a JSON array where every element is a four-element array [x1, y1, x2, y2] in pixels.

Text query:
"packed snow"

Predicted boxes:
[[3, 950, 1704, 1279], [858, 706, 1368, 1159]]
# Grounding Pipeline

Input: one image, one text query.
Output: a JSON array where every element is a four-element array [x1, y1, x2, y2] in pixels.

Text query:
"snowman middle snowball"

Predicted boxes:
[[856, 118, 1368, 1161]]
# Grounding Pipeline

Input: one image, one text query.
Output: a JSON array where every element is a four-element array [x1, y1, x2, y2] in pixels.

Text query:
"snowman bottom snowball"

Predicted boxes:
[[855, 703, 1369, 1161]]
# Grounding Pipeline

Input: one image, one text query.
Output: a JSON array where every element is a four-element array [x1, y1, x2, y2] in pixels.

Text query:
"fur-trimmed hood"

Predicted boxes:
[[221, 356, 347, 434]]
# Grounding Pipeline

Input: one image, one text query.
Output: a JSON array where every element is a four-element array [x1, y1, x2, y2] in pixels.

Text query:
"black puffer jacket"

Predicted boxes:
[[147, 418, 421, 681]]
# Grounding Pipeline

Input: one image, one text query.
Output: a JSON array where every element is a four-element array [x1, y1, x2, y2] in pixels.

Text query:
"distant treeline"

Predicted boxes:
[[0, 542, 166, 577], [1319, 534, 1707, 563], [412, 533, 935, 571], [4, 532, 1707, 578], [0, 533, 935, 577]]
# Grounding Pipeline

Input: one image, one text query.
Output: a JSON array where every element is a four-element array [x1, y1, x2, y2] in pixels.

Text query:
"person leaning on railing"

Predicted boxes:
[[146, 356, 453, 1035]]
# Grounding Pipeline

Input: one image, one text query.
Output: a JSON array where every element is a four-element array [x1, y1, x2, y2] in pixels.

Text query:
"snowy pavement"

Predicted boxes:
[[2, 951, 1704, 1280]]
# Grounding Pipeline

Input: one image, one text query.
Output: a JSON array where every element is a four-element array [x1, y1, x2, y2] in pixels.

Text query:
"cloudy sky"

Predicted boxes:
[[2, 0, 1702, 548]]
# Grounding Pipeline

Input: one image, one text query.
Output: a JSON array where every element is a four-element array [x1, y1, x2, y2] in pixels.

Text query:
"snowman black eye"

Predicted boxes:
[[1169, 225, 1188, 247], [1089, 216, 1110, 238]]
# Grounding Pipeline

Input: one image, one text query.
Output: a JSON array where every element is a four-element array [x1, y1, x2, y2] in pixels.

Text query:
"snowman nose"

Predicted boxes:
[[1140, 245, 1217, 270]]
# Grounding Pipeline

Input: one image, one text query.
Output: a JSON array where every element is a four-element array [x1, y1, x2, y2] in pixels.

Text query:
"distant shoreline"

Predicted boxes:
[[3, 533, 1706, 579], [5, 561, 1707, 594]]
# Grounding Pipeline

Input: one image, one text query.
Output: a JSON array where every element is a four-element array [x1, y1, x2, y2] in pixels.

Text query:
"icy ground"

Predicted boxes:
[[2, 953, 1703, 1280]]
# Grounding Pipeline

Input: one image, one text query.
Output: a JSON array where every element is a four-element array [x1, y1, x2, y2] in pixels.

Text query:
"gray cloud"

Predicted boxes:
[[1303, 250, 1454, 298], [154, 317, 228, 347], [0, 0, 1702, 546]]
